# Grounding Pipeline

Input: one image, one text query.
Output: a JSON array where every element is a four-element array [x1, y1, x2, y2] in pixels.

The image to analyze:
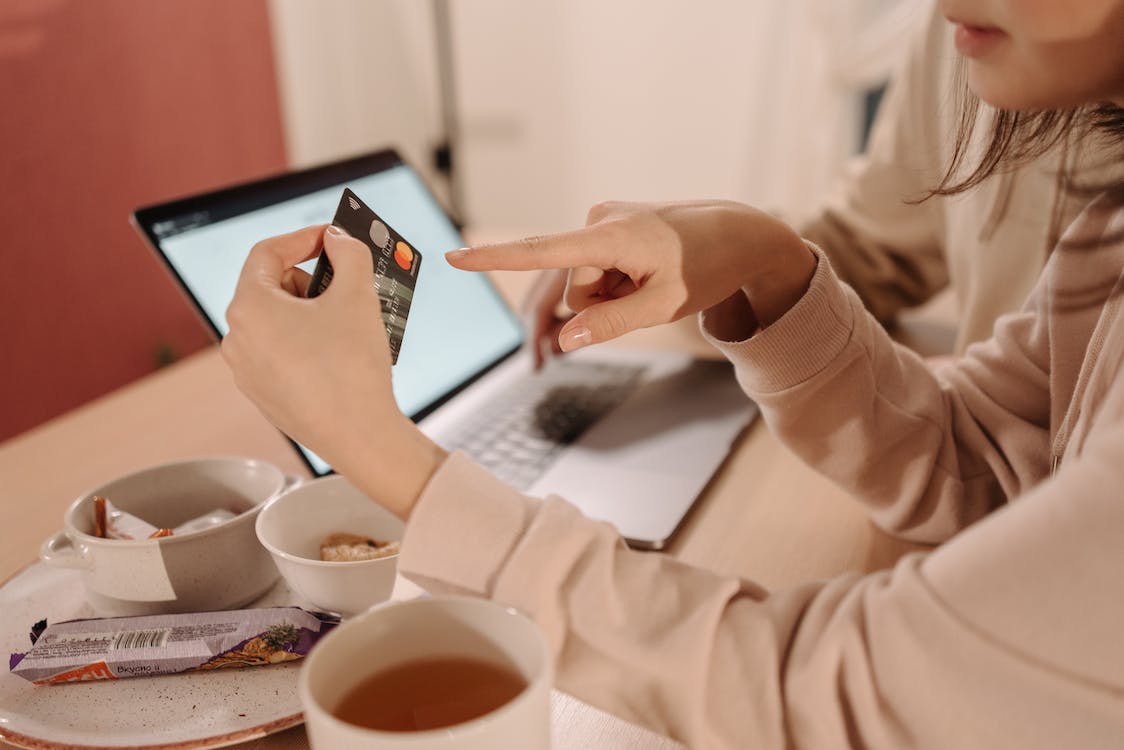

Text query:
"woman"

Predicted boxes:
[[223, 1, 1124, 747], [519, 1, 1121, 369]]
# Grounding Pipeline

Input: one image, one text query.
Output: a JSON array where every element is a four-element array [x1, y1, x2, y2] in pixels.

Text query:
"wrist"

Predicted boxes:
[[704, 291, 759, 342], [334, 413, 448, 521], [740, 223, 816, 327]]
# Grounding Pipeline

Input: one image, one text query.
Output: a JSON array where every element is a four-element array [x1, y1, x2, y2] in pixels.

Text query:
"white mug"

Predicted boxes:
[[40, 456, 294, 615], [300, 595, 553, 749]]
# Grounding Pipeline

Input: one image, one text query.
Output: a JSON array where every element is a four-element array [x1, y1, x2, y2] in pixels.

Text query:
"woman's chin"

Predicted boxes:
[[967, 64, 1116, 112], [968, 69, 1060, 111]]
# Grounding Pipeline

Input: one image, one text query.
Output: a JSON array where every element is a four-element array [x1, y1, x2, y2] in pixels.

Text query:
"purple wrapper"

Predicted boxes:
[[9, 607, 339, 685]]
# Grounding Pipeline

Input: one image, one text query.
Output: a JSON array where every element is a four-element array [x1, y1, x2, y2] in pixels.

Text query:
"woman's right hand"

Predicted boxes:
[[521, 268, 570, 370], [447, 200, 817, 351], [222, 224, 445, 520]]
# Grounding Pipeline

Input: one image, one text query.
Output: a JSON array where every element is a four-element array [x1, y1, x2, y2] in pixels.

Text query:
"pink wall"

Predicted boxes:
[[0, 0, 287, 442]]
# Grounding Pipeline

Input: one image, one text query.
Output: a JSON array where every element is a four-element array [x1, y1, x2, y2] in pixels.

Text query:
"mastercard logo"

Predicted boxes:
[[394, 241, 414, 270]]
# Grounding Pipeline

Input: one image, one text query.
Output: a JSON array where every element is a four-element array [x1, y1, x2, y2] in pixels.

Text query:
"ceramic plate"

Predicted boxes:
[[0, 564, 682, 750], [0, 562, 314, 749]]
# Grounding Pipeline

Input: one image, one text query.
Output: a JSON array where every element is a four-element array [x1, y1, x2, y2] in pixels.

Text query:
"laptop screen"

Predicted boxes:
[[135, 150, 524, 475]]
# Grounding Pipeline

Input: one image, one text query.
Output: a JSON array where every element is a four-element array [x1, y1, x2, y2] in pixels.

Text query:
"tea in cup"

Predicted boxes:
[[300, 595, 552, 749]]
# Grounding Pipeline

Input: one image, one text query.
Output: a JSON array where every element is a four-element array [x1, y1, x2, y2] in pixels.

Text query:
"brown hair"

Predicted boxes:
[[927, 60, 1124, 216], [924, 71, 1124, 307]]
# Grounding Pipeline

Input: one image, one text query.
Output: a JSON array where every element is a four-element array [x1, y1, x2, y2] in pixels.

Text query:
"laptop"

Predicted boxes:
[[133, 148, 756, 549]]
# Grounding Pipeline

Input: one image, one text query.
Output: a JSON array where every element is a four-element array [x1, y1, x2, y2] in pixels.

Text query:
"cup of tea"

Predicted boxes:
[[299, 595, 553, 749]]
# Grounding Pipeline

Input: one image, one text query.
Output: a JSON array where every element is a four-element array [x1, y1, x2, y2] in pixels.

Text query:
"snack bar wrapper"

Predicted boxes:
[[8, 607, 338, 685]]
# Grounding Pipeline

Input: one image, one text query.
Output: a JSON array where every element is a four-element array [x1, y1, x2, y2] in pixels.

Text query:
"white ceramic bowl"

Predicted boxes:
[[255, 475, 404, 617], [40, 456, 290, 616]]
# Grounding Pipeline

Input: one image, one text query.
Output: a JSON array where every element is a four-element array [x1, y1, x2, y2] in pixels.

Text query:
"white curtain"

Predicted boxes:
[[269, 1, 934, 235], [738, 0, 929, 224], [828, 0, 930, 89]]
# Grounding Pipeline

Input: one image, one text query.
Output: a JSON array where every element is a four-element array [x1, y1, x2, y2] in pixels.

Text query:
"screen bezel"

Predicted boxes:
[[131, 148, 522, 475]]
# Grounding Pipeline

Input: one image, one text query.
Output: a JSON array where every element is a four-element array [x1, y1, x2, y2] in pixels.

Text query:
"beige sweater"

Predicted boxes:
[[400, 198, 1124, 749], [801, 2, 1113, 353]]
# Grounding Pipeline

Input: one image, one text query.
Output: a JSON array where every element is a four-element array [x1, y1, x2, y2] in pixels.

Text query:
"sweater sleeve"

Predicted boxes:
[[701, 246, 1052, 543], [399, 446, 1124, 750], [800, 3, 950, 323]]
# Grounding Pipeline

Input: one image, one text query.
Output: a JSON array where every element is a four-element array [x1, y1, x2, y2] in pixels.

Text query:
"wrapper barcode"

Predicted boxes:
[[112, 629, 171, 650]]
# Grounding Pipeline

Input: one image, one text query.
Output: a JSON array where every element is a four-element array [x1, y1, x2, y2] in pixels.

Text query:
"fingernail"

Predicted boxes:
[[326, 225, 345, 237], [445, 248, 469, 260], [559, 326, 592, 352]]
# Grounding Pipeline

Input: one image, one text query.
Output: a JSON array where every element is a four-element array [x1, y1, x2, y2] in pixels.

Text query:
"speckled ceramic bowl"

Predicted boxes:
[[256, 475, 404, 617], [39, 456, 292, 616]]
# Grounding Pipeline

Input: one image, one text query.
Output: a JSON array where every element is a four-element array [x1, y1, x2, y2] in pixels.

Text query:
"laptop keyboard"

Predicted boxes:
[[442, 359, 646, 489]]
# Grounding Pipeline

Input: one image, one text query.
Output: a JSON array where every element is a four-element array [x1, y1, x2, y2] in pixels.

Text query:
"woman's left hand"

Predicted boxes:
[[222, 224, 445, 518]]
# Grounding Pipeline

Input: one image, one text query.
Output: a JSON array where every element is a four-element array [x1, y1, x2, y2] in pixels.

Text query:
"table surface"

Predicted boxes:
[[0, 270, 924, 749]]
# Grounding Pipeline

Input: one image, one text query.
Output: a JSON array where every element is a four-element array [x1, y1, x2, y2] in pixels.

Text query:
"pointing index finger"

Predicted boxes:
[[445, 224, 615, 272]]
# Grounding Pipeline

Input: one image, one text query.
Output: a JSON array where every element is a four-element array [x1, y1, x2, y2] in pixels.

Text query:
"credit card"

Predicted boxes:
[[307, 188, 422, 364]]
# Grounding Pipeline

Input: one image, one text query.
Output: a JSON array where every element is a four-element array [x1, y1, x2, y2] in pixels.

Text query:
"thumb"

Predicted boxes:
[[556, 292, 665, 351], [321, 225, 375, 293], [280, 266, 313, 297]]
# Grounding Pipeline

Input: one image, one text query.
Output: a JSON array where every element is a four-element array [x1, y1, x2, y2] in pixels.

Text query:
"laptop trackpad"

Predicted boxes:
[[529, 360, 755, 546]]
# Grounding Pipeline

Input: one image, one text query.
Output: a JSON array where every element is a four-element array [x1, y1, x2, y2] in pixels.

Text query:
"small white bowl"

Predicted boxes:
[[256, 475, 404, 617]]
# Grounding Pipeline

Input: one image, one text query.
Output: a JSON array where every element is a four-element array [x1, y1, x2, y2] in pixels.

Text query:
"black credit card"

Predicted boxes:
[[307, 188, 422, 364]]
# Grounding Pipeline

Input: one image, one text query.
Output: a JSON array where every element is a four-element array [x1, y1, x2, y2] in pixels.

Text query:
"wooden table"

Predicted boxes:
[[0, 271, 923, 748]]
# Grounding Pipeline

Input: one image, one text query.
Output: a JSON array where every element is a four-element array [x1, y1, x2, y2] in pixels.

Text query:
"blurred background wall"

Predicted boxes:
[[0, 0, 286, 443], [0, 0, 922, 443]]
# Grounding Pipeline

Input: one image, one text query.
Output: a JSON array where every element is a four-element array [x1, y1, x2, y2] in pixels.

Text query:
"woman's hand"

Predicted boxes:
[[222, 224, 445, 519], [447, 201, 816, 350], [521, 269, 571, 370]]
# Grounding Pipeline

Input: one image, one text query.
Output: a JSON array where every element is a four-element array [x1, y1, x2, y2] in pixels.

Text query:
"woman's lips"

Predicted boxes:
[[954, 23, 1006, 57]]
